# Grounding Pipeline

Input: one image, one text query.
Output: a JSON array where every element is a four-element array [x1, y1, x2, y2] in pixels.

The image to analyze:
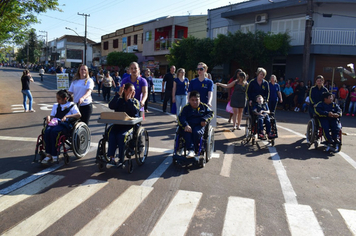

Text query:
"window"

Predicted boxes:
[[134, 34, 138, 45], [213, 26, 228, 39], [177, 29, 184, 39], [241, 24, 255, 33], [271, 17, 305, 46], [67, 49, 82, 60], [103, 41, 108, 50], [113, 39, 118, 48], [145, 31, 152, 41], [127, 36, 131, 46]]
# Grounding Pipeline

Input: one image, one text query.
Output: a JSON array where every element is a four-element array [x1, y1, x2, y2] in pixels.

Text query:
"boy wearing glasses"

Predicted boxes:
[[178, 91, 214, 157]]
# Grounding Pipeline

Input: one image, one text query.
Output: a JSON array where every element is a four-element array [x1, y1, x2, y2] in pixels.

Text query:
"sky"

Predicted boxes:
[[34, 0, 246, 43]]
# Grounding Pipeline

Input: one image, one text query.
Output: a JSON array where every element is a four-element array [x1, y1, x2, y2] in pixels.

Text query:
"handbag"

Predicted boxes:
[[226, 101, 233, 114]]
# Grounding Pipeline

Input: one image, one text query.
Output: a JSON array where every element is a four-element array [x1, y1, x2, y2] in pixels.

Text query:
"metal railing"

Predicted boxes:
[[312, 28, 356, 46], [154, 38, 182, 51]]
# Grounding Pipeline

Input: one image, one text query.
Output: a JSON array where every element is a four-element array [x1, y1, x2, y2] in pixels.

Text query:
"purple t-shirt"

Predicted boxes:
[[121, 76, 148, 101]]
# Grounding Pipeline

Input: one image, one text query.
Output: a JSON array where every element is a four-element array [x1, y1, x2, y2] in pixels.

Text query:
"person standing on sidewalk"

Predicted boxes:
[[96, 69, 104, 96], [101, 71, 116, 102], [39, 67, 45, 82], [21, 69, 35, 112], [162, 65, 175, 112], [143, 68, 155, 112], [172, 68, 189, 118]]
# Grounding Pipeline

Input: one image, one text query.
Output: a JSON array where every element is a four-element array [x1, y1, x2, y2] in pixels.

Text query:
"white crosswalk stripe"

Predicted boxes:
[[0, 170, 27, 185], [0, 174, 64, 213], [2, 179, 107, 236], [338, 209, 356, 235]]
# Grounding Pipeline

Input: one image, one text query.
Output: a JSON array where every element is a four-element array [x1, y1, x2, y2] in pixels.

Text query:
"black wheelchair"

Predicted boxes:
[[34, 118, 91, 164], [243, 112, 278, 146], [95, 112, 149, 173], [306, 116, 342, 152], [172, 123, 214, 168]]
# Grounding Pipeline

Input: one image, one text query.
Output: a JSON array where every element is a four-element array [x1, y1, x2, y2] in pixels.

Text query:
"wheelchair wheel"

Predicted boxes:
[[34, 135, 45, 163], [245, 116, 252, 143], [72, 122, 91, 159], [199, 158, 206, 168], [205, 126, 214, 163], [306, 119, 316, 146], [135, 127, 149, 166], [63, 153, 70, 165], [128, 159, 134, 173]]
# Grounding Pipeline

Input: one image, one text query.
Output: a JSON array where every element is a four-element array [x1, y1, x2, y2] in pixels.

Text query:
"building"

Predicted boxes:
[[208, 0, 356, 86], [142, 15, 207, 76], [47, 35, 96, 68], [92, 42, 101, 68]]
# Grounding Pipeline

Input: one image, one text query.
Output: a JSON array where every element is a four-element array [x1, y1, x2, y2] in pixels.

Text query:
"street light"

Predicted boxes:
[[65, 27, 86, 65]]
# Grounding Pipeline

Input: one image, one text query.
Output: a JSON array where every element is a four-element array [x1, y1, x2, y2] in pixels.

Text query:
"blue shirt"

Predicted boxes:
[[247, 78, 270, 103], [269, 83, 280, 102], [188, 78, 213, 104], [309, 85, 329, 106], [174, 77, 189, 95]]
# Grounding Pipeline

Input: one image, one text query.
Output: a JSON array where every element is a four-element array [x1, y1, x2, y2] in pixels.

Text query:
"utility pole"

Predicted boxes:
[[39, 30, 48, 65], [78, 12, 90, 65], [302, 0, 313, 82]]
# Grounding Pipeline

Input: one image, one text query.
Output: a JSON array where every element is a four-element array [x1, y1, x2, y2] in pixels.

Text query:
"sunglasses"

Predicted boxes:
[[196, 68, 204, 71]]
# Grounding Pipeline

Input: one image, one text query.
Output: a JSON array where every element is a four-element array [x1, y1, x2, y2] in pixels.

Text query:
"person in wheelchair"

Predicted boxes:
[[253, 95, 276, 140], [315, 92, 342, 152], [178, 91, 214, 158], [42, 90, 81, 164], [106, 83, 140, 167]]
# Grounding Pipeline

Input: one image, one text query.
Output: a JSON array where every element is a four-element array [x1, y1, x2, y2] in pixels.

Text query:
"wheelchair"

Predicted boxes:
[[172, 123, 214, 168], [242, 112, 278, 146], [34, 118, 91, 165], [306, 116, 342, 152], [95, 112, 149, 173]]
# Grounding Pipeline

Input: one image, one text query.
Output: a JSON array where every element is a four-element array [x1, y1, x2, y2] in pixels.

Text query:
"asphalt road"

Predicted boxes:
[[0, 67, 355, 236]]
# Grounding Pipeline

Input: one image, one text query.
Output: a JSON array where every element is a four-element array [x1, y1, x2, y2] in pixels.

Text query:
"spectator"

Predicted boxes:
[[278, 77, 286, 93], [68, 65, 95, 125], [162, 65, 176, 113], [143, 68, 155, 112], [338, 84, 349, 114], [113, 71, 121, 96], [101, 71, 116, 102], [302, 95, 310, 113], [21, 69, 35, 112], [96, 69, 104, 96], [269, 74, 283, 114], [172, 68, 189, 118], [39, 67, 45, 82], [346, 86, 356, 116], [283, 83, 294, 111], [294, 81, 306, 112]]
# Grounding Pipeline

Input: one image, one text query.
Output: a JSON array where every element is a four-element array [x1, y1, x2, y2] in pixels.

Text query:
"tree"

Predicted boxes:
[[15, 29, 44, 63], [106, 51, 138, 69], [167, 36, 216, 72], [0, 0, 60, 44]]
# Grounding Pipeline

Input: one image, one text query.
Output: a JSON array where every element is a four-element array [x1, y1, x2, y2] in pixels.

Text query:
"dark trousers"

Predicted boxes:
[[102, 86, 111, 102], [163, 90, 172, 112], [97, 82, 102, 94], [319, 117, 340, 143], [108, 125, 133, 162], [268, 100, 277, 114], [183, 125, 204, 151], [284, 95, 294, 110], [44, 124, 69, 156], [79, 103, 92, 125]]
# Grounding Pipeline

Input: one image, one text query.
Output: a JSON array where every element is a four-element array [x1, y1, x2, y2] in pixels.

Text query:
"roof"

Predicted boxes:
[[57, 35, 96, 44]]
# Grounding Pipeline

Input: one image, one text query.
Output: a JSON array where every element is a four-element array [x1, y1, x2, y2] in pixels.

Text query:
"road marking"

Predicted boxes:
[[75, 185, 153, 236], [220, 131, 236, 178], [284, 204, 324, 236], [0, 174, 64, 213], [0, 164, 63, 196], [2, 179, 107, 236], [149, 190, 202, 236], [141, 156, 172, 187], [0, 136, 37, 142], [222, 196, 255, 236], [338, 208, 356, 235], [277, 125, 305, 138], [267, 144, 298, 205], [0, 170, 27, 186]]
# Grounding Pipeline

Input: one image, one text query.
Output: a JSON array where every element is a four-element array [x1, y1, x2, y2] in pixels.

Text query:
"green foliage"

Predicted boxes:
[[167, 36, 216, 72], [106, 51, 138, 69], [169, 31, 291, 75], [15, 28, 44, 63], [0, 0, 60, 44]]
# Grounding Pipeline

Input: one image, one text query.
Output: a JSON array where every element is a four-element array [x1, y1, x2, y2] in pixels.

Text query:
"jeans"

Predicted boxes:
[[183, 125, 204, 151], [348, 101, 356, 114], [257, 115, 271, 134], [175, 94, 187, 116], [22, 90, 33, 111], [102, 86, 112, 102]]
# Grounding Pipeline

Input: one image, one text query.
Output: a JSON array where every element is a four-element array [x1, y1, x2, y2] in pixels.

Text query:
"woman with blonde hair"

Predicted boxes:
[[68, 64, 94, 125], [172, 68, 189, 117]]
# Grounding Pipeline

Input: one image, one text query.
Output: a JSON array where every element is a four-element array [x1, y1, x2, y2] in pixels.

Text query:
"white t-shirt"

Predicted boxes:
[[50, 102, 80, 119], [68, 78, 94, 106]]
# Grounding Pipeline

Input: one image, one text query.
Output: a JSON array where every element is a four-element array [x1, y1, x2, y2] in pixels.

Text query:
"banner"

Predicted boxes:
[[57, 73, 69, 90], [153, 78, 163, 91]]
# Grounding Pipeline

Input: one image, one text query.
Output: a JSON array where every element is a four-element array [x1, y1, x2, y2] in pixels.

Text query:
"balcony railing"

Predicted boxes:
[[312, 28, 356, 46], [155, 38, 182, 51]]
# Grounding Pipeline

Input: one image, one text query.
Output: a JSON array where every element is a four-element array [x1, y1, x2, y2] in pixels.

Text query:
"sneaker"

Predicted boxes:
[[52, 156, 58, 162], [268, 132, 276, 139], [334, 144, 340, 153], [106, 159, 116, 168], [258, 133, 265, 139], [41, 156, 52, 164], [294, 107, 297, 112], [117, 161, 124, 168], [325, 144, 332, 152], [179, 149, 184, 156], [297, 108, 300, 112], [187, 150, 195, 158], [29, 109, 36, 112]]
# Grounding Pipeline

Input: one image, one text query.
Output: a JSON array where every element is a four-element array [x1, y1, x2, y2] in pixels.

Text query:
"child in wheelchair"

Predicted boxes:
[[314, 92, 342, 152], [42, 90, 81, 164], [178, 91, 214, 158], [106, 83, 140, 167], [252, 95, 276, 140]]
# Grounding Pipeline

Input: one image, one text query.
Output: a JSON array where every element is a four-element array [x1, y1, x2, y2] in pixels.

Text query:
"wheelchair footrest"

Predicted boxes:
[[172, 154, 199, 166]]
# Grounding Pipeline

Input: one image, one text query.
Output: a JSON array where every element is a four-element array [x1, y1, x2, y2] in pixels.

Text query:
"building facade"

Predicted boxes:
[[208, 0, 356, 86]]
